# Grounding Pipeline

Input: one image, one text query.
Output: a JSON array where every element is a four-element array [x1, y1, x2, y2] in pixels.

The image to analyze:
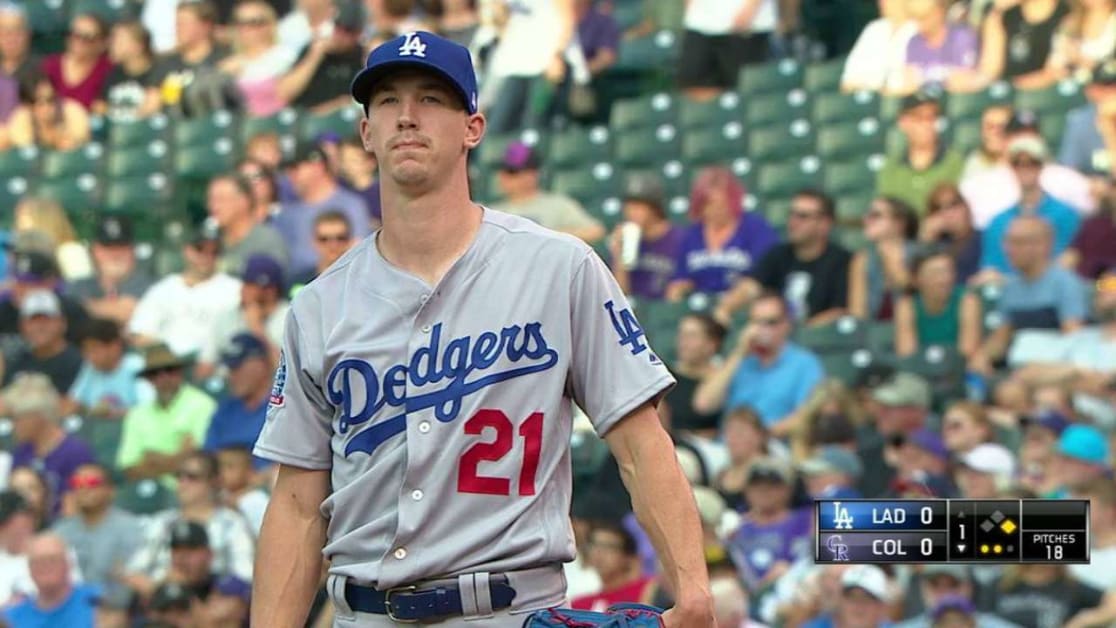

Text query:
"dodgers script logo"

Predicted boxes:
[[327, 322, 558, 457]]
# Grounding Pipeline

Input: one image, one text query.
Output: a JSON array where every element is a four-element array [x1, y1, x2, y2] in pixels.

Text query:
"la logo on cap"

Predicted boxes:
[[399, 32, 426, 58]]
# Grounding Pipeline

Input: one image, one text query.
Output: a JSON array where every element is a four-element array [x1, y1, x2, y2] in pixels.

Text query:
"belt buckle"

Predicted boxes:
[[385, 585, 418, 623]]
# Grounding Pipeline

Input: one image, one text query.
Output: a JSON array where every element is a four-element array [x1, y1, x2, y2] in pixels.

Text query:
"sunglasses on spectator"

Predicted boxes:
[[316, 233, 351, 243], [235, 16, 270, 27], [1010, 158, 1041, 170], [789, 209, 822, 221], [240, 170, 264, 181], [753, 317, 783, 327], [176, 470, 207, 481], [69, 29, 102, 42], [69, 473, 106, 490], [931, 197, 963, 212]]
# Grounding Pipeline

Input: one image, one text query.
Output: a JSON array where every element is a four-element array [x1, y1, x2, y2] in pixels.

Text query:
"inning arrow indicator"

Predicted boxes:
[[957, 544, 967, 553]]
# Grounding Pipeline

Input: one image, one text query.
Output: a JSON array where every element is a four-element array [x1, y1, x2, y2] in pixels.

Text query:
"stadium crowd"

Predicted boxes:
[[1, 0, 1116, 627]]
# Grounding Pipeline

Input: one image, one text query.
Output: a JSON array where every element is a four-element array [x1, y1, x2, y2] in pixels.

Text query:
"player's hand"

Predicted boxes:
[[662, 595, 716, 628]]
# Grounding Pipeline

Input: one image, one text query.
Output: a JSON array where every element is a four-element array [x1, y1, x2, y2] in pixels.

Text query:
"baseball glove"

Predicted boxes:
[[522, 603, 664, 627]]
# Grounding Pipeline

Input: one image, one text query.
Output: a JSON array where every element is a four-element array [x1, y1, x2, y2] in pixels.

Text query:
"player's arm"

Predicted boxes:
[[604, 403, 714, 627], [251, 464, 330, 628]]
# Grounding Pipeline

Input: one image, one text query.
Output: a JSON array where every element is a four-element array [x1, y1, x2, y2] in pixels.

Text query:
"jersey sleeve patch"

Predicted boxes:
[[269, 349, 288, 409]]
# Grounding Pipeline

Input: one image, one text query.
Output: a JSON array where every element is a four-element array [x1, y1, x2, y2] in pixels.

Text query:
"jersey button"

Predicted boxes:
[[411, 489, 424, 501], [393, 547, 407, 560], [421, 324, 431, 333], [418, 421, 431, 433], [420, 294, 430, 304]]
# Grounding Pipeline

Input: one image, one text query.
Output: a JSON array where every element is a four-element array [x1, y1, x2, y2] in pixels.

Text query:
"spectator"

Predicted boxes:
[[208, 174, 289, 276], [877, 88, 965, 213], [237, 158, 281, 223], [219, 0, 297, 118], [2, 534, 99, 628], [920, 183, 983, 283], [554, 0, 619, 122], [940, 401, 997, 456], [5, 74, 91, 150], [1047, 0, 1116, 80], [129, 227, 242, 357], [716, 188, 851, 327], [607, 172, 683, 301], [663, 314, 726, 439], [244, 130, 284, 173], [726, 457, 812, 593], [8, 467, 49, 530], [278, 0, 338, 55], [41, 13, 111, 111], [799, 445, 863, 499], [841, 0, 916, 93], [1058, 59, 1116, 175], [336, 137, 381, 224], [794, 380, 866, 460], [52, 463, 144, 617], [152, 0, 235, 118], [849, 196, 919, 320], [991, 564, 1108, 628], [570, 521, 653, 610], [199, 574, 252, 628], [711, 573, 769, 628], [66, 215, 153, 327], [1047, 423, 1110, 497], [961, 110, 1094, 229], [893, 565, 1015, 628], [888, 427, 952, 497], [895, 248, 982, 357], [978, 0, 1068, 89], [901, 0, 980, 92], [479, 0, 574, 134], [1062, 176, 1116, 279], [0, 250, 90, 346], [290, 211, 358, 291], [860, 373, 933, 496], [492, 141, 605, 243], [62, 318, 150, 421], [278, 2, 365, 112], [203, 333, 273, 463], [5, 372, 93, 515], [0, 490, 35, 605], [274, 145, 372, 276], [3, 291, 84, 394], [954, 443, 1017, 498], [144, 521, 222, 608], [0, 2, 35, 123], [714, 407, 772, 511], [123, 454, 255, 597], [102, 20, 161, 122], [979, 136, 1081, 275], [1069, 479, 1116, 590], [215, 446, 268, 534], [145, 581, 196, 627], [433, 0, 480, 46], [1018, 410, 1069, 495], [200, 256, 287, 375], [363, 0, 432, 49], [666, 168, 778, 301], [962, 105, 1012, 179], [115, 344, 216, 483], [12, 198, 93, 283], [676, 0, 777, 101], [696, 294, 823, 435], [971, 217, 1088, 375]]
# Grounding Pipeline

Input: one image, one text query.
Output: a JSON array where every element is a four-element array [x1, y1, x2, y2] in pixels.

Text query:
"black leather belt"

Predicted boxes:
[[344, 574, 517, 622]]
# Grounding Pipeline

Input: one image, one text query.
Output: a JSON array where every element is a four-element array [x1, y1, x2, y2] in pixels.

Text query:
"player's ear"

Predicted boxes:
[[359, 116, 378, 159], [464, 112, 486, 151]]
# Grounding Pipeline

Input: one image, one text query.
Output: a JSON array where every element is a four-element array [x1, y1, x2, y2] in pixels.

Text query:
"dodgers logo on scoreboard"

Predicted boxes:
[[832, 501, 854, 530], [826, 535, 850, 561]]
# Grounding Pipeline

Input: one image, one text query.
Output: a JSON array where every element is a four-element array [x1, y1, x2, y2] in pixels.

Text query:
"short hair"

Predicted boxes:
[[314, 210, 353, 233], [909, 243, 953, 277], [112, 20, 152, 57], [1, 373, 60, 420], [750, 290, 791, 319], [589, 520, 638, 556], [795, 187, 835, 220], [879, 196, 920, 240], [182, 451, 219, 479], [681, 313, 728, 352], [210, 173, 254, 202], [83, 318, 123, 344], [178, 0, 219, 24], [71, 12, 108, 38], [17, 73, 50, 105]]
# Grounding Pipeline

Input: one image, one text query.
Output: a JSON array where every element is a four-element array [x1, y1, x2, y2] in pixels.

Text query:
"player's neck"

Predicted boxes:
[[379, 188, 484, 286]]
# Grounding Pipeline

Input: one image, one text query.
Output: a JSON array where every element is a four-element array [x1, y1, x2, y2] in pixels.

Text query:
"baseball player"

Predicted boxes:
[[251, 31, 713, 627]]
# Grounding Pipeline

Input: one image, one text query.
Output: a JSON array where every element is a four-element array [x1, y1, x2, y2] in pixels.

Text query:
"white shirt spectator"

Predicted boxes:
[[236, 490, 269, 536], [235, 45, 298, 82], [684, 0, 776, 35], [1070, 545, 1116, 590], [142, 0, 180, 54], [127, 508, 256, 583], [842, 18, 916, 91], [129, 273, 243, 357], [563, 555, 602, 599], [960, 163, 1095, 229], [487, 0, 563, 77], [200, 301, 290, 366]]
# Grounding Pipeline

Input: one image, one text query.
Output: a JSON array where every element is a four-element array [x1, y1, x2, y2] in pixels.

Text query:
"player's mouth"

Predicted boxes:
[[391, 138, 429, 151]]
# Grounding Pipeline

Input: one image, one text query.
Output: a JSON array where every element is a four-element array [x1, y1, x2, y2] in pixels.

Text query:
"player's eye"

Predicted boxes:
[[421, 94, 444, 104], [375, 94, 398, 106]]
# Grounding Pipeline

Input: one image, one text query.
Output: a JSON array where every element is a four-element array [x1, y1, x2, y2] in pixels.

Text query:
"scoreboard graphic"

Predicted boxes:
[[816, 499, 1089, 564]]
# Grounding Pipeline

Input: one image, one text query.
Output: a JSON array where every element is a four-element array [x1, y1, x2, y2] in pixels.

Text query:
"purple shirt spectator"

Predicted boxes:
[[727, 507, 813, 591], [673, 212, 779, 294], [273, 187, 372, 276], [578, 6, 621, 61], [12, 433, 95, 516], [629, 226, 685, 300], [0, 75, 17, 122], [906, 24, 979, 84]]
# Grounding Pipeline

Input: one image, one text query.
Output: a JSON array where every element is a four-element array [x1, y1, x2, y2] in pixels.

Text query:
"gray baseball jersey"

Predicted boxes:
[[253, 209, 674, 594]]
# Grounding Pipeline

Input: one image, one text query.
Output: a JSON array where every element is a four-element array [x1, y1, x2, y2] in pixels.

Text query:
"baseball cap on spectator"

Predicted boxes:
[[1057, 424, 1110, 466], [841, 565, 889, 601], [907, 428, 950, 461], [350, 31, 478, 114], [7, 230, 54, 256], [1006, 109, 1041, 134], [150, 582, 193, 612], [95, 214, 134, 246], [958, 443, 1016, 476], [334, 2, 364, 33], [19, 289, 61, 319], [931, 594, 976, 620], [900, 85, 942, 113], [241, 254, 284, 290], [168, 520, 209, 549], [500, 141, 540, 173], [1007, 135, 1049, 162], [799, 446, 863, 480], [221, 333, 269, 369], [623, 172, 666, 213], [138, 343, 193, 377], [185, 220, 221, 247], [872, 372, 931, 409], [1020, 410, 1071, 437], [10, 250, 59, 282], [746, 456, 794, 485], [282, 144, 329, 170], [0, 490, 30, 526], [922, 564, 970, 582], [214, 575, 252, 602]]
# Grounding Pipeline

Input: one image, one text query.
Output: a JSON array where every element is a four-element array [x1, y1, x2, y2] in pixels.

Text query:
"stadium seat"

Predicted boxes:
[[816, 119, 884, 160], [656, 160, 691, 198], [824, 158, 878, 196], [803, 57, 846, 93], [25, 1, 67, 37], [761, 197, 793, 228], [894, 344, 966, 407], [71, 0, 138, 22], [174, 110, 239, 147], [115, 479, 176, 515], [747, 121, 815, 162], [582, 195, 625, 230], [175, 139, 239, 179], [0, 146, 41, 179], [107, 141, 172, 178], [42, 143, 105, 180], [1041, 112, 1068, 149], [550, 163, 620, 204], [835, 193, 873, 224], [946, 82, 1013, 122], [610, 92, 677, 132], [836, 226, 869, 251], [36, 175, 104, 212], [867, 321, 896, 353], [240, 108, 301, 144], [879, 95, 904, 123], [611, 0, 645, 30], [811, 90, 879, 126], [755, 157, 823, 200], [681, 122, 746, 166], [1015, 81, 1087, 117], [678, 92, 744, 131], [950, 119, 982, 154], [737, 59, 802, 95], [105, 174, 175, 218], [299, 105, 362, 143], [108, 115, 171, 148], [614, 124, 682, 168], [745, 89, 810, 126], [613, 30, 679, 73], [549, 126, 612, 169], [820, 349, 880, 387], [476, 132, 519, 170], [795, 315, 868, 353]]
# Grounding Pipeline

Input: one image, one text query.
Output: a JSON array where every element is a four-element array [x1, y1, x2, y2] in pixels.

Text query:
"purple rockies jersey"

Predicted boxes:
[[906, 24, 979, 83], [13, 434, 96, 516], [628, 226, 685, 300], [727, 507, 813, 591], [673, 212, 779, 295]]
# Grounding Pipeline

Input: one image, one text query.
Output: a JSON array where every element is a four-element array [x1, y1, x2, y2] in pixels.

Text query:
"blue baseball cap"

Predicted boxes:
[[241, 254, 284, 290], [1057, 424, 1111, 466], [907, 428, 949, 461], [220, 333, 268, 369], [350, 31, 478, 114]]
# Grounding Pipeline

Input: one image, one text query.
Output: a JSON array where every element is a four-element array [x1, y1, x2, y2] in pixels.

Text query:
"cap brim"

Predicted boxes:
[[351, 59, 472, 113], [798, 459, 835, 475]]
